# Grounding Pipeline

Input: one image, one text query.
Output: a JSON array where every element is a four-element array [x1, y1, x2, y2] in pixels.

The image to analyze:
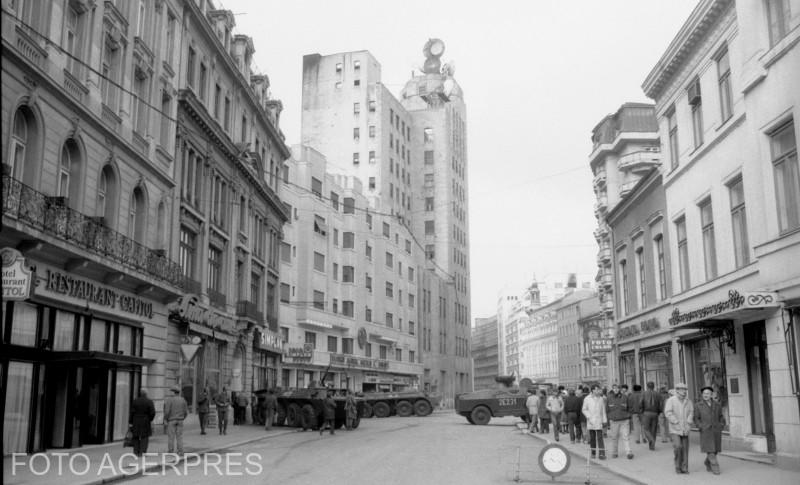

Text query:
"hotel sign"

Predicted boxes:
[[329, 353, 390, 370], [1, 248, 32, 301], [669, 290, 780, 327]]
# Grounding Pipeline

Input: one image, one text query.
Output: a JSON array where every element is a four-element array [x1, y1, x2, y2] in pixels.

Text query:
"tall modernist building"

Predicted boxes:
[[299, 40, 472, 404], [1, 0, 288, 454], [471, 316, 500, 390]]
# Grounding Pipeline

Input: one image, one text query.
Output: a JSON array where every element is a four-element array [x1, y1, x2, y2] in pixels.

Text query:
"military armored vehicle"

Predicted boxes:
[[454, 374, 531, 425], [359, 390, 440, 418], [272, 387, 364, 430]]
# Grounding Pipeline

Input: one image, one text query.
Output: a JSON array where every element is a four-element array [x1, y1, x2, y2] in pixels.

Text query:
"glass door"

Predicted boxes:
[[744, 322, 775, 452]]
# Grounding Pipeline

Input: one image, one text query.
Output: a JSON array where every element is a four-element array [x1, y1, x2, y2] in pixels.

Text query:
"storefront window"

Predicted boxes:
[[113, 370, 131, 440], [89, 319, 107, 351], [53, 310, 76, 351], [117, 325, 132, 355], [639, 346, 672, 390], [689, 337, 729, 431], [9, 302, 38, 347], [3, 361, 34, 453], [619, 352, 635, 387]]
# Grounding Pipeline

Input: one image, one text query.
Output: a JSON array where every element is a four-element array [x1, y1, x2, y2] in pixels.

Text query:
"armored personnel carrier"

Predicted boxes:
[[359, 390, 440, 418], [272, 387, 364, 430], [454, 374, 530, 425]]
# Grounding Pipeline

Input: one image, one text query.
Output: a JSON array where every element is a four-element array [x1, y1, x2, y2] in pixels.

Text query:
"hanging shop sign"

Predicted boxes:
[[1, 247, 33, 301], [329, 353, 390, 370], [167, 294, 235, 331], [254, 328, 285, 353], [37, 267, 153, 319], [668, 290, 780, 327], [618, 317, 661, 341], [589, 338, 613, 353]]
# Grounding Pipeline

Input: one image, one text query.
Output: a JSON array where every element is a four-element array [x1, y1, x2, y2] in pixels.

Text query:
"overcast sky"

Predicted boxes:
[[222, 0, 700, 320]]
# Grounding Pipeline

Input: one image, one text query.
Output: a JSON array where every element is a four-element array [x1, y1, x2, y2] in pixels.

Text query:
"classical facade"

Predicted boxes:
[[639, 0, 799, 462], [556, 290, 599, 389], [471, 316, 500, 390]]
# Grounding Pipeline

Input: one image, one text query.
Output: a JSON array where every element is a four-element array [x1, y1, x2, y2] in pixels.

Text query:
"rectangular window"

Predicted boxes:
[[187, 47, 196, 88], [688, 78, 704, 148], [313, 252, 325, 272], [353, 127, 360, 141], [766, 0, 792, 47], [313, 290, 325, 310], [729, 176, 750, 268], [635, 247, 646, 310], [424, 150, 434, 165], [214, 84, 221, 119], [396, 348, 402, 361], [676, 217, 690, 291], [365, 342, 372, 357], [667, 107, 679, 170], [619, 259, 629, 316], [280, 283, 290, 303], [385, 252, 393, 268], [425, 197, 434, 211], [280, 242, 291, 263], [772, 121, 799, 233], [382, 222, 390, 237], [409, 350, 415, 362], [179, 228, 196, 278], [208, 246, 222, 292], [305, 331, 317, 349], [386, 282, 393, 298], [379, 345, 387, 360], [365, 274, 372, 291], [353, 102, 360, 115], [425, 220, 435, 235], [166, 12, 176, 67], [314, 215, 327, 236], [365, 242, 372, 259], [342, 300, 354, 317], [655, 235, 667, 300], [343, 198, 355, 214], [386, 313, 393, 328], [700, 198, 717, 280], [716, 48, 733, 123], [224, 96, 231, 131], [327, 336, 337, 353], [343, 266, 354, 283], [343, 232, 355, 249], [369, 125, 375, 138], [199, 63, 207, 101]]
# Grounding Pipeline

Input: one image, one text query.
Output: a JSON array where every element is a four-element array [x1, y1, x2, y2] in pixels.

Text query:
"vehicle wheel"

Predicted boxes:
[[373, 402, 391, 418], [351, 414, 361, 429], [286, 403, 301, 427], [466, 415, 475, 424], [300, 404, 316, 430], [395, 400, 413, 417], [413, 399, 433, 417], [362, 403, 373, 418], [275, 403, 286, 426], [470, 406, 491, 425]]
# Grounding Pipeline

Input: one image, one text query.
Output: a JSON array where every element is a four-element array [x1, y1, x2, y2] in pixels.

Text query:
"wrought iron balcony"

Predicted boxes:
[[2, 175, 183, 288], [208, 288, 227, 309], [236, 300, 264, 322]]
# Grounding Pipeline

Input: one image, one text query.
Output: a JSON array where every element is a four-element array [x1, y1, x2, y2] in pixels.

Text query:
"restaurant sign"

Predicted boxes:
[[669, 290, 780, 327], [39, 268, 153, 319], [1, 248, 32, 301], [329, 353, 389, 370]]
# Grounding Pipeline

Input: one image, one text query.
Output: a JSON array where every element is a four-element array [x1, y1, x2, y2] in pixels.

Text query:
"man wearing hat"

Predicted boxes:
[[695, 386, 724, 474], [163, 385, 189, 455], [664, 382, 694, 474]]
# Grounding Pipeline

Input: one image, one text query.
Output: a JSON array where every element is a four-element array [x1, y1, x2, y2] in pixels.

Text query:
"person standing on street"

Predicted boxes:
[[578, 387, 589, 444], [264, 389, 278, 430], [564, 388, 582, 444], [345, 390, 358, 431], [658, 386, 672, 442], [320, 389, 336, 435], [526, 388, 539, 433], [641, 381, 662, 450], [628, 384, 644, 445], [664, 382, 694, 474], [606, 383, 634, 459], [197, 387, 210, 435], [163, 385, 188, 455], [215, 386, 231, 435], [695, 386, 724, 475], [546, 388, 564, 442], [129, 389, 156, 456], [538, 389, 550, 434], [582, 384, 607, 460], [236, 391, 249, 425]]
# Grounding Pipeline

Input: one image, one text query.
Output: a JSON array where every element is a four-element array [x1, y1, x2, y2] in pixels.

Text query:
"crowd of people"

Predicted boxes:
[[524, 381, 725, 475]]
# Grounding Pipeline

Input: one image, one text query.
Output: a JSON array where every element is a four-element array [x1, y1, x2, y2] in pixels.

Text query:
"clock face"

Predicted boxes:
[[538, 444, 570, 477]]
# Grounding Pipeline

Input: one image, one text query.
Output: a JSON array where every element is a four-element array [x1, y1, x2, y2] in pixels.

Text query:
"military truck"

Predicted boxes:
[[360, 390, 440, 418], [454, 375, 531, 425], [272, 387, 364, 430]]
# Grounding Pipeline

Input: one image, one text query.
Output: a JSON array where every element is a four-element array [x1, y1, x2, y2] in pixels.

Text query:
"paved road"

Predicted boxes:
[[129, 413, 634, 485]]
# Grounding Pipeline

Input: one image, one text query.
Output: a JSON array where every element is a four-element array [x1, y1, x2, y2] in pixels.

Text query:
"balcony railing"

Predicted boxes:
[[618, 150, 661, 172], [2, 175, 183, 288], [208, 288, 227, 309], [236, 300, 264, 322]]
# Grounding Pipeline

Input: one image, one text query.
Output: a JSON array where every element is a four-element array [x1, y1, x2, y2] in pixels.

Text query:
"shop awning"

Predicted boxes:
[[0, 344, 155, 367]]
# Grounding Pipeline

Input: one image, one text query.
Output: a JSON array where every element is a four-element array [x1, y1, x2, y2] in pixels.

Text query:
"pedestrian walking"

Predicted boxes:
[[236, 391, 249, 424], [320, 390, 336, 435], [658, 386, 671, 442], [582, 385, 607, 460], [546, 388, 564, 441], [578, 387, 589, 444], [640, 381, 662, 450], [628, 384, 644, 444], [695, 386, 724, 475], [345, 390, 358, 430], [664, 382, 694, 474], [128, 389, 156, 456], [537, 390, 550, 434], [163, 385, 188, 455], [215, 387, 231, 435], [606, 383, 633, 459], [526, 388, 539, 433], [564, 388, 582, 444], [264, 389, 278, 430], [197, 387, 210, 435]]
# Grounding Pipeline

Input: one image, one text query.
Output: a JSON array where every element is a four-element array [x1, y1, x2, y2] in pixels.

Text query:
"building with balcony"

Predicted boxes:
[[641, 0, 800, 461], [472, 316, 500, 391]]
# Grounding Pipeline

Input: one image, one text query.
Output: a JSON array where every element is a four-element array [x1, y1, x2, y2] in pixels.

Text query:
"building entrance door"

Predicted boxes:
[[744, 321, 775, 452], [79, 366, 108, 444]]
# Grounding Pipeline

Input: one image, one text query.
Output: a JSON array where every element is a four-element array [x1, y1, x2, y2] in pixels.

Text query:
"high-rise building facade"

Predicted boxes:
[[471, 316, 500, 390]]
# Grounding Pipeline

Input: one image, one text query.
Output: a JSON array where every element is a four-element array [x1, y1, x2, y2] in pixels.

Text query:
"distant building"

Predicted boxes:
[[472, 316, 500, 391], [556, 290, 599, 389]]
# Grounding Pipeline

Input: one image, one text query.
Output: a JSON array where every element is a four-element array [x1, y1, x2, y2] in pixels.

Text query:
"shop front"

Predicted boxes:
[[615, 306, 673, 390], [2, 262, 161, 454], [252, 328, 283, 391]]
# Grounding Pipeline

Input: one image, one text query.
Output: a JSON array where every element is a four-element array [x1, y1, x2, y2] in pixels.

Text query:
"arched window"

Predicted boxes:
[[97, 164, 118, 227], [7, 110, 28, 177], [7, 106, 40, 185], [59, 139, 82, 207], [129, 187, 146, 243]]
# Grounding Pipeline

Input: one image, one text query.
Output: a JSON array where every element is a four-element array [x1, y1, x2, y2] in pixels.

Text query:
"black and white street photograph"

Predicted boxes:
[[2, 0, 799, 483]]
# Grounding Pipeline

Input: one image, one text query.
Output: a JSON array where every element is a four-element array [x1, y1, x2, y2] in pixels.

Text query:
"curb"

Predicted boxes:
[[83, 429, 297, 485], [515, 423, 648, 485]]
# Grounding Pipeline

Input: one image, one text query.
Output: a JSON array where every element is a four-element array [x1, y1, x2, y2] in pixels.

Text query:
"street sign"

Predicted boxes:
[[181, 343, 201, 363]]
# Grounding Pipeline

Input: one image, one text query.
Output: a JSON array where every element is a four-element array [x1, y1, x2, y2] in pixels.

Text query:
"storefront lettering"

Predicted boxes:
[[329, 353, 389, 370], [259, 331, 284, 352], [669, 290, 745, 327], [44, 270, 152, 319], [286, 347, 313, 360], [167, 294, 234, 330], [618, 318, 661, 341]]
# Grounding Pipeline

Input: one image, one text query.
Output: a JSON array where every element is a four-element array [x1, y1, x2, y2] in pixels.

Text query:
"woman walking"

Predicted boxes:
[[695, 386, 724, 475]]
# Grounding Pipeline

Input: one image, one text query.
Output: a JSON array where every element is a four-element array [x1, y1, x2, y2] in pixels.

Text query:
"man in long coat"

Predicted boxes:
[[264, 389, 278, 430], [129, 389, 156, 456], [695, 386, 725, 475]]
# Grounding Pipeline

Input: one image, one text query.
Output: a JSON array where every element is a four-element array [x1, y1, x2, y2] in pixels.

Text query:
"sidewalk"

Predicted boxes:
[[516, 423, 800, 485], [4, 420, 295, 485]]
